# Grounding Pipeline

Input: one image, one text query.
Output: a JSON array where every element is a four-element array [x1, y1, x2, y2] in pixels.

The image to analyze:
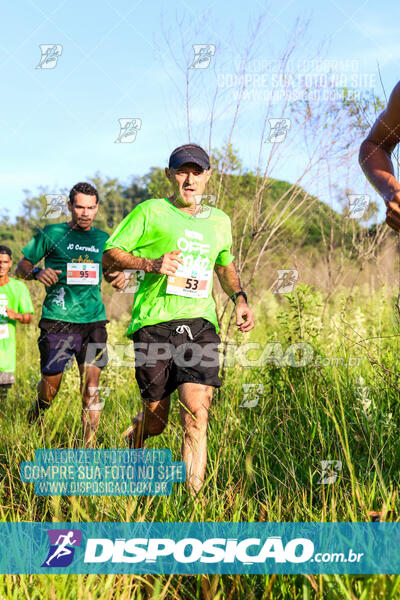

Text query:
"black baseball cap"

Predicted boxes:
[[169, 144, 210, 170]]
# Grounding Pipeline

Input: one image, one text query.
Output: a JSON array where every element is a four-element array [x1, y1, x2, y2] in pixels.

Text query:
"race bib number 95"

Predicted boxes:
[[67, 263, 99, 285]]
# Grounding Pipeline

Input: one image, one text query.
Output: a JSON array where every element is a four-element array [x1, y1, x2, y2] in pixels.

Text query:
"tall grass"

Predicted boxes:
[[1, 284, 400, 598]]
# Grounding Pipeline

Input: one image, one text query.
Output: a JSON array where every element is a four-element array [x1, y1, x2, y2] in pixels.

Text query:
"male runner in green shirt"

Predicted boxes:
[[16, 182, 124, 447], [360, 81, 400, 232], [359, 82, 400, 522], [0, 246, 34, 400], [103, 143, 255, 494]]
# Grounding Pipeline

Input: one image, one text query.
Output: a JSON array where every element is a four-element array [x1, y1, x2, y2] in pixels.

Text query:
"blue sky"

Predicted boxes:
[[1, 0, 400, 221]]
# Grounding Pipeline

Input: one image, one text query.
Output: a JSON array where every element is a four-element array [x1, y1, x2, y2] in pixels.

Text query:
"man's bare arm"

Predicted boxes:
[[102, 247, 183, 275], [102, 248, 156, 273], [102, 269, 126, 290], [15, 257, 36, 280], [359, 83, 400, 230], [16, 257, 61, 286], [214, 262, 254, 332], [214, 262, 244, 300], [19, 313, 33, 324], [6, 308, 33, 324]]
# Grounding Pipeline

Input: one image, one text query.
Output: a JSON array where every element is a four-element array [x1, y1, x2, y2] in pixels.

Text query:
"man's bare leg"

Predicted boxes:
[[124, 396, 170, 449], [177, 383, 213, 496], [0, 384, 11, 402], [80, 364, 102, 448], [0, 385, 11, 424], [27, 373, 63, 424]]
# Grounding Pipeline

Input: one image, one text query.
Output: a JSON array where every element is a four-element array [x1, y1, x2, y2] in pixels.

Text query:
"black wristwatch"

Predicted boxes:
[[31, 267, 42, 280], [231, 291, 248, 304]]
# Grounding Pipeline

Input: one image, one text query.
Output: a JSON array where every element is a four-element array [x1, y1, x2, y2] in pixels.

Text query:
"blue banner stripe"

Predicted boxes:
[[0, 523, 398, 574]]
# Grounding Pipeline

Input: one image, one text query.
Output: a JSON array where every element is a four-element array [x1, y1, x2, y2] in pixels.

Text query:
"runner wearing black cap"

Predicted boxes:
[[102, 143, 255, 495]]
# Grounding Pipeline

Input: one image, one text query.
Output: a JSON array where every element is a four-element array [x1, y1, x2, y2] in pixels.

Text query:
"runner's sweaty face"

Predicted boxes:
[[0, 254, 11, 278], [165, 163, 212, 208], [68, 193, 99, 230]]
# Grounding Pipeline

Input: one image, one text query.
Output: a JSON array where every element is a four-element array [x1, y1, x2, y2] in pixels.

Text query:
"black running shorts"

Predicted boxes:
[[38, 318, 108, 375], [132, 318, 221, 401]]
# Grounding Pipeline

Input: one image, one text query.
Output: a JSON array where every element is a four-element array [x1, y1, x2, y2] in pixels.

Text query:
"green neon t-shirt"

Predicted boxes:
[[0, 278, 34, 373], [104, 198, 235, 337], [22, 223, 109, 323]]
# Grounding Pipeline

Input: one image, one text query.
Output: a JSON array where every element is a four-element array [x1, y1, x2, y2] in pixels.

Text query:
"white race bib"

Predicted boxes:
[[0, 324, 9, 340], [67, 263, 99, 285], [166, 264, 211, 298]]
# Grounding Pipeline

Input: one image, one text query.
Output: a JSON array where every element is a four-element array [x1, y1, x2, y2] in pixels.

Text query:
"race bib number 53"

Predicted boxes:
[[166, 264, 211, 298], [67, 263, 99, 285]]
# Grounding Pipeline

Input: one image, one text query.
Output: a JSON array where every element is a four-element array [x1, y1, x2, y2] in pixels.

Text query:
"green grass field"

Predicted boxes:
[[2, 283, 400, 598]]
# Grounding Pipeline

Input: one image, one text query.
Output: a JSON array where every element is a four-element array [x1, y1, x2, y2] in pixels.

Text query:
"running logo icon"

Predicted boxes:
[[189, 45, 216, 69], [41, 529, 82, 567], [51, 287, 66, 310], [319, 460, 342, 484], [347, 194, 370, 219], [240, 383, 264, 408], [193, 194, 216, 219], [120, 269, 145, 293], [36, 45, 63, 69], [273, 270, 298, 294], [115, 118, 142, 143], [265, 119, 291, 143], [44, 195, 69, 219]]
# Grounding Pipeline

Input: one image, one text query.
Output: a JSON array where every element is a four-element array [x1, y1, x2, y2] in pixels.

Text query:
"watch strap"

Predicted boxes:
[[231, 291, 247, 304]]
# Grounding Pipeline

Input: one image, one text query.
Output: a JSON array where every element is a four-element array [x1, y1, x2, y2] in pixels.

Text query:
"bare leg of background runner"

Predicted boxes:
[[27, 373, 63, 423], [125, 395, 171, 449], [79, 364, 102, 448], [178, 382, 213, 496], [0, 384, 11, 402]]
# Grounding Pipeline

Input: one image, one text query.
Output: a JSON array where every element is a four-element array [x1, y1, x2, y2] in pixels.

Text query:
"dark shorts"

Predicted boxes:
[[132, 318, 222, 401], [38, 318, 108, 375]]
